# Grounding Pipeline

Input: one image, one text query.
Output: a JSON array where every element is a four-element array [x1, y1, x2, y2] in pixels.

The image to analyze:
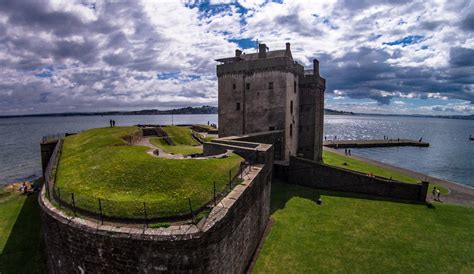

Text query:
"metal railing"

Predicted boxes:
[[44, 138, 252, 226]]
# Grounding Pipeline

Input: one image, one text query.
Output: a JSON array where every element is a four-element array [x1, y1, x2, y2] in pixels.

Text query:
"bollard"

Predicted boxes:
[[98, 198, 103, 225], [188, 198, 196, 224], [71, 193, 76, 217], [143, 202, 148, 228]]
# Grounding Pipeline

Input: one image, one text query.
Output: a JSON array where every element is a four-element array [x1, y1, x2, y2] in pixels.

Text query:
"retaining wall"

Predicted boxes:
[[289, 156, 428, 202], [40, 142, 273, 273]]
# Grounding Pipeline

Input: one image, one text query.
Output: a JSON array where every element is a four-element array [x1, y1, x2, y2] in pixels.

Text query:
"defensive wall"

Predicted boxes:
[[39, 130, 274, 273], [289, 156, 429, 202]]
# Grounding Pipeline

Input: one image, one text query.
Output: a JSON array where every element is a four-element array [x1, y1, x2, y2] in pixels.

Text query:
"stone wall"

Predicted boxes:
[[40, 143, 273, 273], [289, 156, 428, 202]]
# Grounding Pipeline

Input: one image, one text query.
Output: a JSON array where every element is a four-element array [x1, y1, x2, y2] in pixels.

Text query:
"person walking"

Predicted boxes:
[[109, 119, 112, 127], [436, 188, 441, 201], [432, 187, 437, 200]]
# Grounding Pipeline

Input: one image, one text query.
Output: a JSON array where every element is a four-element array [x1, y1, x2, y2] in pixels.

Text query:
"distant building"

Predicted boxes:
[[216, 43, 326, 161]]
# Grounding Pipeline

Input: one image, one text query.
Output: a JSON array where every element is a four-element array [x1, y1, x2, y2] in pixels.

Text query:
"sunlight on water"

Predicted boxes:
[[0, 114, 473, 188]]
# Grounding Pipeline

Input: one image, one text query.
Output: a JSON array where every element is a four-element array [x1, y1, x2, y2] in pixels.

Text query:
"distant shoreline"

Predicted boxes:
[[1, 106, 472, 120]]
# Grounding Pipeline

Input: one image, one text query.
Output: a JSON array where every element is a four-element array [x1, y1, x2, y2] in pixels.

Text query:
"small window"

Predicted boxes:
[[269, 126, 275, 131], [236, 102, 241, 111], [232, 83, 236, 90], [294, 81, 297, 93], [290, 124, 293, 137], [290, 100, 293, 114], [269, 82, 274, 89]]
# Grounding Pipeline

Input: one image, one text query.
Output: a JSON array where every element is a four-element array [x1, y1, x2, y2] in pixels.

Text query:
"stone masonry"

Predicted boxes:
[[216, 43, 326, 162]]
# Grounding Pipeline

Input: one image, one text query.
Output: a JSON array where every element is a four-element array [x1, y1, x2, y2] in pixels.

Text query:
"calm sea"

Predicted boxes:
[[0, 114, 473, 187]]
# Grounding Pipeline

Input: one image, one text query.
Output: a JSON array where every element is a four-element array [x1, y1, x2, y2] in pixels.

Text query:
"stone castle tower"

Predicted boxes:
[[216, 43, 325, 162]]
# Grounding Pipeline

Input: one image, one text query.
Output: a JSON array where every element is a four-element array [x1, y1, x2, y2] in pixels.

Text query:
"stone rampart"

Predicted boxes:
[[289, 156, 428, 202], [40, 139, 273, 273]]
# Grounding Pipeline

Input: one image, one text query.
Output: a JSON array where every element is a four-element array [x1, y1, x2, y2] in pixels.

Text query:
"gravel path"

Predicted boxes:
[[324, 147, 474, 206]]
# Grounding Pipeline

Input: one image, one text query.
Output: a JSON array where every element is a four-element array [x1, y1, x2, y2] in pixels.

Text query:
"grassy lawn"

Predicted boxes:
[[55, 126, 243, 219], [253, 181, 474, 273], [0, 187, 45, 273], [323, 150, 448, 194], [150, 126, 202, 155], [150, 137, 202, 155]]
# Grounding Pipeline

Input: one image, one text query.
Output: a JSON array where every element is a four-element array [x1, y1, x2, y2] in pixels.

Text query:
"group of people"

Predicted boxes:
[[344, 148, 351, 156], [109, 119, 117, 127], [432, 187, 441, 201]]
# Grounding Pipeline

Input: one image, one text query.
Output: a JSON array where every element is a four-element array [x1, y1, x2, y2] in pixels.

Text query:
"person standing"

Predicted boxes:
[[436, 188, 441, 201], [432, 187, 437, 200]]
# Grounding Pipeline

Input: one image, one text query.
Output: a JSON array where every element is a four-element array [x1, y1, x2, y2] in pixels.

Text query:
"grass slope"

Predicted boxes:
[[323, 150, 448, 194], [55, 127, 242, 218], [0, 188, 45, 273], [254, 181, 474, 273], [150, 126, 202, 155]]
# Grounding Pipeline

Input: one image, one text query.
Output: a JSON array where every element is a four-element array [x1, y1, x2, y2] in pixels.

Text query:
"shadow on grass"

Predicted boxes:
[[0, 193, 46, 274], [270, 179, 435, 215]]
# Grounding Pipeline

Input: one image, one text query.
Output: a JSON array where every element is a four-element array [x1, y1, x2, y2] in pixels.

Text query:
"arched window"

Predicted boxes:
[[290, 100, 293, 114]]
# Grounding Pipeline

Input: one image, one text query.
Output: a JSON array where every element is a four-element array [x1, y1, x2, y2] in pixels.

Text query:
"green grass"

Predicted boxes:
[[323, 150, 449, 194], [150, 137, 203, 155], [55, 126, 243, 219], [0, 187, 45, 273], [253, 181, 474, 273], [150, 126, 202, 155], [163, 126, 200, 146]]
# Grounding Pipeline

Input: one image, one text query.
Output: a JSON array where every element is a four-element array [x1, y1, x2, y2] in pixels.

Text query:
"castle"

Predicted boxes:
[[216, 43, 326, 161]]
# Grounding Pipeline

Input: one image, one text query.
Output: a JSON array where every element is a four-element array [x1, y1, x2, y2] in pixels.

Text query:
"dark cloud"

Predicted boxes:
[[321, 47, 474, 105], [450, 47, 474, 67]]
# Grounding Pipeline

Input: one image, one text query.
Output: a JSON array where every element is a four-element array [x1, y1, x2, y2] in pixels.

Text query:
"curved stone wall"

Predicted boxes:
[[40, 163, 271, 273]]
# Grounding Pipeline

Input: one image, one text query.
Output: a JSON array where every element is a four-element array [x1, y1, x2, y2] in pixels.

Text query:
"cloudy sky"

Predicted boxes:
[[0, 0, 473, 115]]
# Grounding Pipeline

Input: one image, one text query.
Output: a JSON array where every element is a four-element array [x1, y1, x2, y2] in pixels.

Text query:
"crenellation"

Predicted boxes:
[[216, 43, 326, 162]]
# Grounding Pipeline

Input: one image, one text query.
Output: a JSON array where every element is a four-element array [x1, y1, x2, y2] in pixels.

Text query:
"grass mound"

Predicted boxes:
[[323, 150, 448, 194], [55, 127, 243, 219], [150, 126, 202, 155], [254, 181, 474, 273]]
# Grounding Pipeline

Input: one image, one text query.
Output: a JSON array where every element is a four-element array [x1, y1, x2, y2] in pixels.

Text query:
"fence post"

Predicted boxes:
[[98, 198, 103, 225], [188, 198, 196, 224], [143, 202, 148, 228], [240, 162, 243, 180], [213, 181, 216, 206], [57, 187, 61, 208], [71, 193, 76, 217]]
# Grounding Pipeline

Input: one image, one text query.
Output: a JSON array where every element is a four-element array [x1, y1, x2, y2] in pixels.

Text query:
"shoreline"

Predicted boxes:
[[324, 147, 474, 206]]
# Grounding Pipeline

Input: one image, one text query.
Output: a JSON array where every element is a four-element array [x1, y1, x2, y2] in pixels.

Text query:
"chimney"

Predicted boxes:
[[313, 59, 320, 77], [235, 49, 242, 57], [286, 42, 291, 53], [258, 43, 267, 59]]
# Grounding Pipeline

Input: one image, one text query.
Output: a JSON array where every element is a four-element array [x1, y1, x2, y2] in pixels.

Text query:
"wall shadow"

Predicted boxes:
[[0, 193, 46, 274], [270, 179, 434, 215]]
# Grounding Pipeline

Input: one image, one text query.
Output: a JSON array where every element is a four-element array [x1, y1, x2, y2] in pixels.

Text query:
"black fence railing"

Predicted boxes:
[[44, 138, 253, 226]]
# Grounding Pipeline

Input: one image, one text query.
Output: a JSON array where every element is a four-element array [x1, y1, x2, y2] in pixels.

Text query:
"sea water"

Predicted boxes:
[[0, 114, 472, 187]]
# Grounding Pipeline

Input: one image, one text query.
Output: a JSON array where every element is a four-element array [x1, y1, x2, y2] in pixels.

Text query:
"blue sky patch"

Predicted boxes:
[[34, 71, 53, 78], [384, 35, 424, 47], [229, 38, 257, 49], [157, 71, 180, 80]]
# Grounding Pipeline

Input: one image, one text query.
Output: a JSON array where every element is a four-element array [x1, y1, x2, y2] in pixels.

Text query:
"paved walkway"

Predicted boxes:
[[325, 147, 474, 206]]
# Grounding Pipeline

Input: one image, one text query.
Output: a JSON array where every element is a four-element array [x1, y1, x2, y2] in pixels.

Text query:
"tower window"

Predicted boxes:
[[294, 81, 296, 93], [290, 100, 293, 114], [232, 83, 236, 90], [236, 102, 241, 111], [290, 124, 293, 138], [246, 83, 250, 90], [269, 82, 274, 89]]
